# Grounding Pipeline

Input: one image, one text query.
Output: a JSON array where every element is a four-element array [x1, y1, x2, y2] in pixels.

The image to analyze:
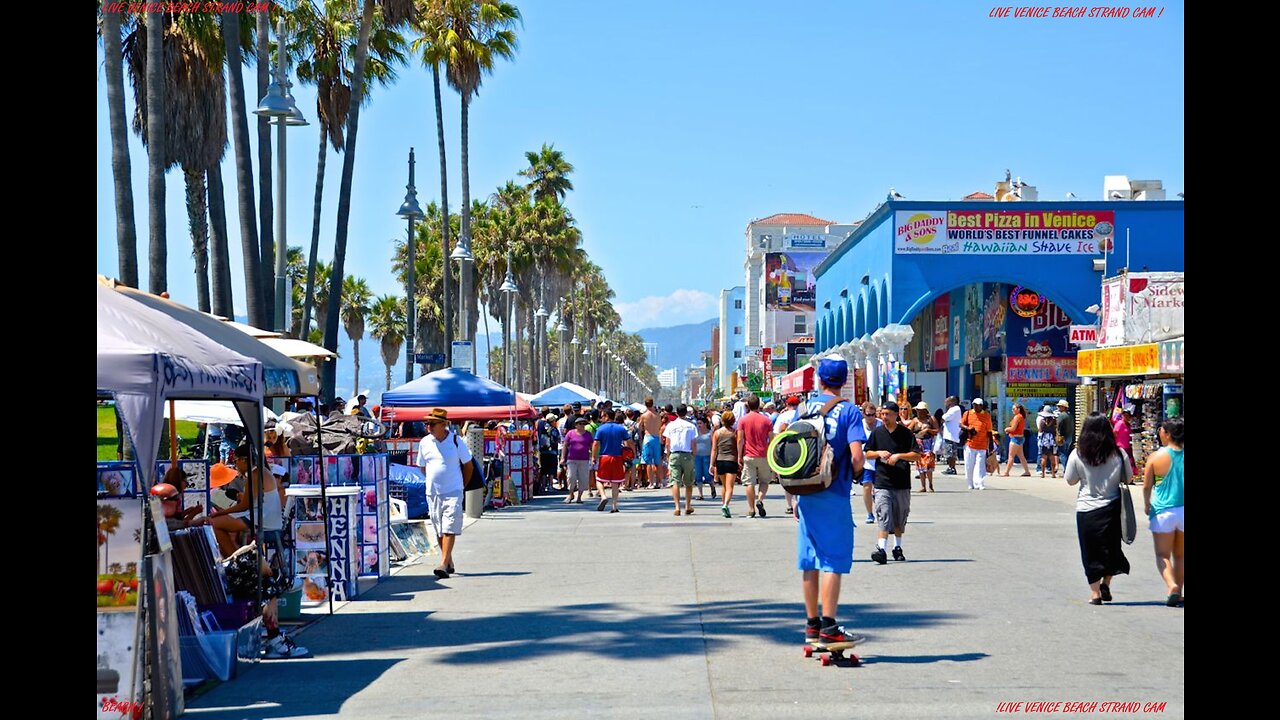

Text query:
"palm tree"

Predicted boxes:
[[97, 504, 123, 574], [222, 8, 267, 328], [341, 276, 373, 395], [99, 7, 139, 288], [286, 246, 307, 336], [520, 142, 574, 205], [312, 260, 333, 338], [368, 295, 406, 390], [286, 0, 407, 341], [428, 0, 521, 357], [145, 7, 167, 295], [207, 167, 235, 317], [126, 11, 230, 314], [321, 0, 416, 399], [411, 3, 454, 365]]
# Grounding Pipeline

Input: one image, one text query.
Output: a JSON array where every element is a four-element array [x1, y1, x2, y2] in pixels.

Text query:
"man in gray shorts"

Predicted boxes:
[[863, 402, 922, 564]]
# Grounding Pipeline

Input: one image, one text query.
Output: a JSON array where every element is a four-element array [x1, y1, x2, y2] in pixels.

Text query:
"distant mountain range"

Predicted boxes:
[[317, 319, 717, 402], [636, 318, 717, 384]]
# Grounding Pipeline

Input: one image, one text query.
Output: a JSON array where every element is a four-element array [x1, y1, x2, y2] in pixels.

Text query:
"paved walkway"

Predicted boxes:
[[185, 471, 1184, 719]]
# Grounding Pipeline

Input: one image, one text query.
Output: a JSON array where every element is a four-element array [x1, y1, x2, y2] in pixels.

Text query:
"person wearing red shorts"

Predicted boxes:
[[592, 409, 634, 512]]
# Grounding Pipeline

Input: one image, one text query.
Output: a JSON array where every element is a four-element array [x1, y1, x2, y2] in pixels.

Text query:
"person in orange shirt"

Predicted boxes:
[[1000, 403, 1033, 477], [960, 398, 993, 490]]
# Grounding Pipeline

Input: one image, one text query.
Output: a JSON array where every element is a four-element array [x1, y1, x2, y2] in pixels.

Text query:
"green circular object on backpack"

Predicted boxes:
[[767, 430, 807, 476]]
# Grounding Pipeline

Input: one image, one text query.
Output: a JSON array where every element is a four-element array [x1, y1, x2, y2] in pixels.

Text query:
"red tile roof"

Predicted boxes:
[[963, 191, 995, 200], [748, 213, 836, 228]]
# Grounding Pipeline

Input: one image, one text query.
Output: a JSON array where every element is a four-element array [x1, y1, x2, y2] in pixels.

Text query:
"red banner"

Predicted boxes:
[[932, 295, 949, 370]]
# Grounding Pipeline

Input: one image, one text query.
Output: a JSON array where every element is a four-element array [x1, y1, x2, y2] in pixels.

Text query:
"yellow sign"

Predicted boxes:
[[1077, 344, 1160, 377]]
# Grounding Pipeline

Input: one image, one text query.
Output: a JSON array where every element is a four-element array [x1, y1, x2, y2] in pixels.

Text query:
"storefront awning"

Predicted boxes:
[[1078, 342, 1182, 377], [778, 365, 814, 395]]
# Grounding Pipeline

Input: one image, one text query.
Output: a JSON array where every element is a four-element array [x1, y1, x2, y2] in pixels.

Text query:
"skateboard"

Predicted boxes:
[[803, 639, 863, 667]]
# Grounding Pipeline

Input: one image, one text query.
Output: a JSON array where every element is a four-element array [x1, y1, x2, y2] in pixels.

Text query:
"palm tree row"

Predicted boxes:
[[99, 2, 657, 400]]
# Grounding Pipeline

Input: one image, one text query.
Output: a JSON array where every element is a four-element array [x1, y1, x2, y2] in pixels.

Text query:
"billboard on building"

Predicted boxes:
[[764, 252, 825, 311], [932, 295, 949, 370], [895, 210, 1116, 255], [1098, 272, 1184, 347]]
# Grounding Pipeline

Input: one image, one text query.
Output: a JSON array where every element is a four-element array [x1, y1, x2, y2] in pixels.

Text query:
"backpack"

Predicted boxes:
[[766, 397, 844, 496]]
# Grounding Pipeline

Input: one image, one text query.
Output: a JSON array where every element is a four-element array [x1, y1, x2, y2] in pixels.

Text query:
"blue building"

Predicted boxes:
[[812, 198, 1184, 449]]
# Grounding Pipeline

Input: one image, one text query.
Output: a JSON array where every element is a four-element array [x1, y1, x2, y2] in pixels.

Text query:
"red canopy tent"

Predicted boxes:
[[778, 365, 815, 396], [379, 395, 537, 422]]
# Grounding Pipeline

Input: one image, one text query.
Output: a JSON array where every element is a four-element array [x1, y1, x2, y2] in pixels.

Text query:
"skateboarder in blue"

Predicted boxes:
[[796, 357, 868, 646]]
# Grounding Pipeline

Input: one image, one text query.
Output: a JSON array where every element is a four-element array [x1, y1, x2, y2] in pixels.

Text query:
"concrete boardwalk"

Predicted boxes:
[[186, 473, 1184, 719]]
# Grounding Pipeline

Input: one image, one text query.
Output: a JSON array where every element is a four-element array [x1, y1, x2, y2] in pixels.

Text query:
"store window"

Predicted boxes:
[[734, 350, 742, 359], [794, 314, 807, 334], [733, 326, 741, 335], [734, 300, 743, 309]]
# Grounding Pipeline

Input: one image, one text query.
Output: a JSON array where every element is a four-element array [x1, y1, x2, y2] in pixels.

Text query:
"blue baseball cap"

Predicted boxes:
[[817, 357, 848, 387]]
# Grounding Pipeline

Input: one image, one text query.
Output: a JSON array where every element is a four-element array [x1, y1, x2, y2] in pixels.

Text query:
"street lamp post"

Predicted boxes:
[[500, 254, 518, 388], [254, 18, 308, 335], [570, 333, 581, 387], [535, 289, 549, 391], [449, 235, 473, 372], [397, 149, 424, 383]]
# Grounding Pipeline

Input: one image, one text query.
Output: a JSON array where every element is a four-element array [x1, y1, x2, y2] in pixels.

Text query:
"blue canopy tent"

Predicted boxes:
[[379, 368, 536, 421], [527, 381, 602, 408]]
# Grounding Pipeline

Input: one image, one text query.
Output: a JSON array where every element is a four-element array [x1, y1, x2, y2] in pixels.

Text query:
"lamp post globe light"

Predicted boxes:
[[253, 19, 303, 335], [397, 148, 424, 383]]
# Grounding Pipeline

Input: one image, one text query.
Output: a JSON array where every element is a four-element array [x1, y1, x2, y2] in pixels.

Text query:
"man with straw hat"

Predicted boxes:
[[417, 408, 474, 579]]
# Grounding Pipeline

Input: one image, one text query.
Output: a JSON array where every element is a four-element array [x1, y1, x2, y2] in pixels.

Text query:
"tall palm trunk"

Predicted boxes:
[[145, 9, 167, 294], [302, 123, 327, 340], [353, 339, 361, 397], [458, 94, 474, 367], [223, 10, 265, 327], [432, 64, 452, 365], [185, 169, 212, 312], [207, 166, 234, 317], [103, 9, 138, 288], [323, 0, 376, 399], [256, 9, 275, 324]]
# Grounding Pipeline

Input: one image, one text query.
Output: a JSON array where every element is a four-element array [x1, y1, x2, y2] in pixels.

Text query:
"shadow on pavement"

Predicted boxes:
[[185, 659, 400, 719], [864, 652, 989, 665]]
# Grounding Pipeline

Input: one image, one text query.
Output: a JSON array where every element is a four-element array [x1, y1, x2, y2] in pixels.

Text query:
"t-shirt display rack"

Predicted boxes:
[[1096, 380, 1183, 474], [283, 453, 390, 605]]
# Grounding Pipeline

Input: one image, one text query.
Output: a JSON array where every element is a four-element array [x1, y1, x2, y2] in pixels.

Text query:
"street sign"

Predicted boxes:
[[451, 341, 473, 370], [415, 353, 446, 365]]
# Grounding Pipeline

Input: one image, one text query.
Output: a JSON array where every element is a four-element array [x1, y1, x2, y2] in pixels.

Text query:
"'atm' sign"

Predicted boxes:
[[1068, 325, 1098, 347]]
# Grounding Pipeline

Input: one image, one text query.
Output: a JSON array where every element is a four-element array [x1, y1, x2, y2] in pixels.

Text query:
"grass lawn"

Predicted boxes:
[[97, 405, 201, 462]]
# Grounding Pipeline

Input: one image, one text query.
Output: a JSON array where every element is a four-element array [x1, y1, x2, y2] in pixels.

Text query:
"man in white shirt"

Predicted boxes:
[[940, 396, 962, 475], [732, 397, 748, 424], [417, 408, 474, 579], [662, 404, 699, 516]]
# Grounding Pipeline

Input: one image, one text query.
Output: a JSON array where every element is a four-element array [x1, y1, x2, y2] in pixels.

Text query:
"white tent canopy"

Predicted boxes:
[[528, 381, 602, 407], [164, 400, 279, 427], [260, 336, 337, 359], [97, 282, 264, 488]]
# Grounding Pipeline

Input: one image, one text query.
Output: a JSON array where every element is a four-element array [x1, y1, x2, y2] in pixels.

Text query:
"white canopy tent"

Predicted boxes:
[[163, 400, 280, 427], [96, 282, 264, 489]]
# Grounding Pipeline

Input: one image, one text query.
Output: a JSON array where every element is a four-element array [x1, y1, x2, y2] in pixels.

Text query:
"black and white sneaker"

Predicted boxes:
[[871, 548, 888, 565], [892, 546, 906, 562], [756, 501, 767, 518], [263, 634, 310, 659]]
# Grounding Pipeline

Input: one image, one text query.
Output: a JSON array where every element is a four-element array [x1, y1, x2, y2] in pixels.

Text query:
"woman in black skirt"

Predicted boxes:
[[1064, 413, 1133, 604]]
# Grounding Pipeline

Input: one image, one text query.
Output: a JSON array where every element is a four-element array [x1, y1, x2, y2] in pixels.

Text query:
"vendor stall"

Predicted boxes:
[[1077, 338, 1183, 473]]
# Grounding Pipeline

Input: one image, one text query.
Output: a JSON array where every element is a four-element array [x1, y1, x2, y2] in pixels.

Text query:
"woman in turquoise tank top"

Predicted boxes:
[[1142, 417, 1184, 607]]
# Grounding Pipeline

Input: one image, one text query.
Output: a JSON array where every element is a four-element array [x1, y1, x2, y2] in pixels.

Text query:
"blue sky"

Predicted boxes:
[[96, 0, 1184, 334]]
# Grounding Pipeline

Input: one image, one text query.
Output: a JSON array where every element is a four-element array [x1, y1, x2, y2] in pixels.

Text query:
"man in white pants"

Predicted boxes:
[[418, 408, 474, 579], [959, 398, 993, 491]]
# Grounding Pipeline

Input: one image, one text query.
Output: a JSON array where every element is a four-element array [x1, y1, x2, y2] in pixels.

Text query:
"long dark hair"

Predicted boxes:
[[1162, 416, 1184, 446], [1077, 412, 1120, 467]]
